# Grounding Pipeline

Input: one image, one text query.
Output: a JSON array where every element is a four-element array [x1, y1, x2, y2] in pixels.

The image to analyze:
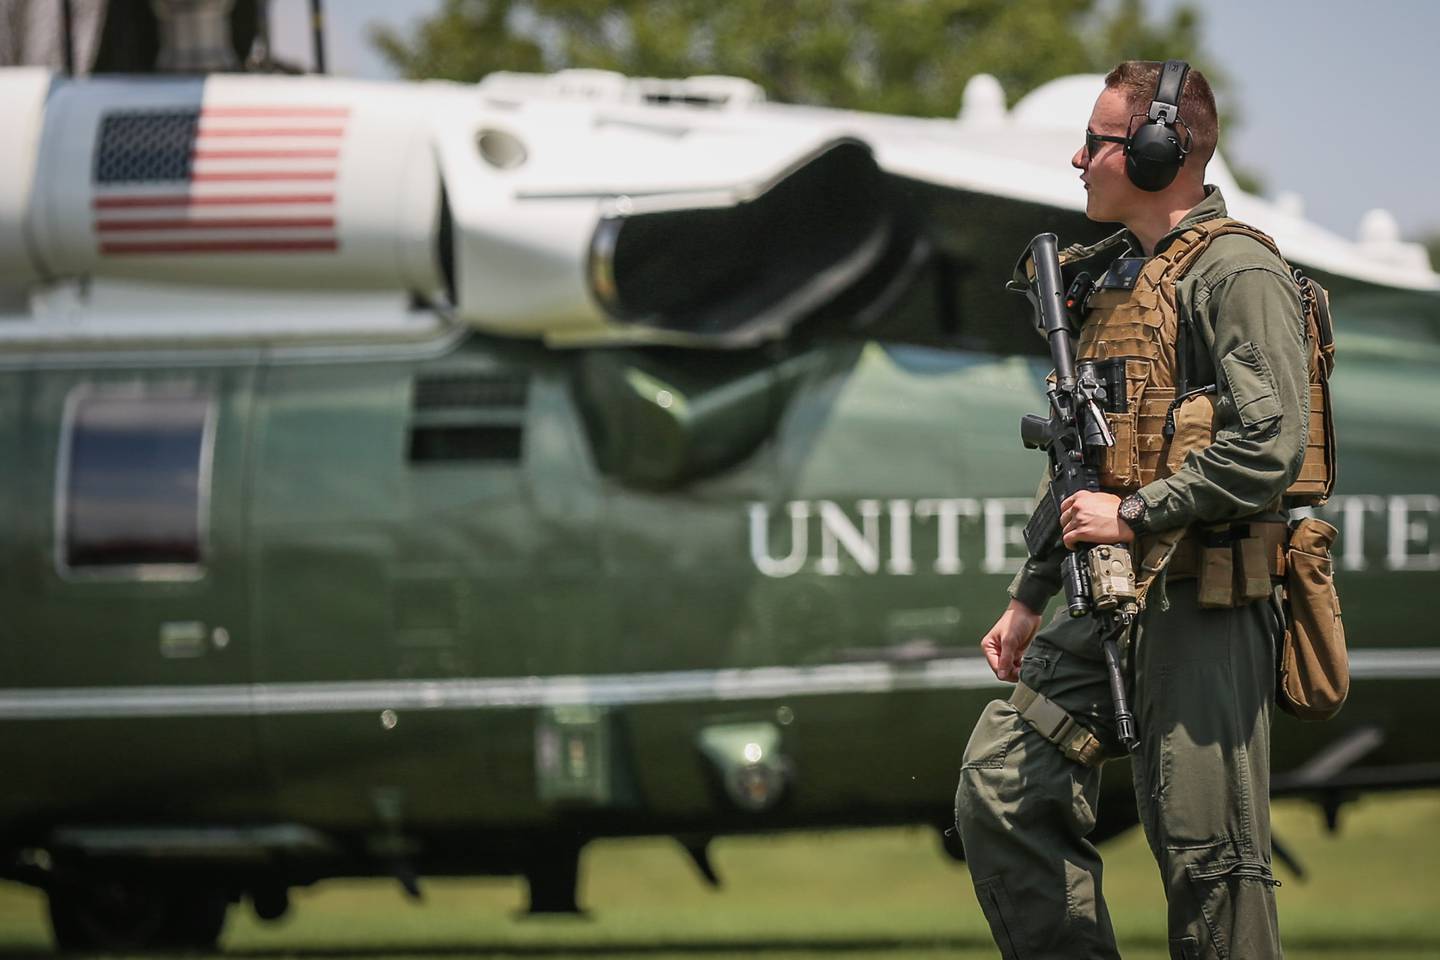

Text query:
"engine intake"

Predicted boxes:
[[589, 139, 891, 347]]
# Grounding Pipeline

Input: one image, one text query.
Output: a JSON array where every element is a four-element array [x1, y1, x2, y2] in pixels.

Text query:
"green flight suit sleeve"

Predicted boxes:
[[1134, 262, 1309, 531], [1009, 553, 1062, 614], [1008, 471, 1062, 613]]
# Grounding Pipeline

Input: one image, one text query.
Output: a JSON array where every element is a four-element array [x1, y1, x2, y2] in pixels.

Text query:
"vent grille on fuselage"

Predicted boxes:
[[408, 373, 528, 464]]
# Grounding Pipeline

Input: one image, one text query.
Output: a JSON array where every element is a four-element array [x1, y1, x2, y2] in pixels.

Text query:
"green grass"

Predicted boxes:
[[0, 793, 1436, 959]]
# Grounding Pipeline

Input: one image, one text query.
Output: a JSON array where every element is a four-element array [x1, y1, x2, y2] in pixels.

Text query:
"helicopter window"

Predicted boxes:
[[59, 392, 212, 574]]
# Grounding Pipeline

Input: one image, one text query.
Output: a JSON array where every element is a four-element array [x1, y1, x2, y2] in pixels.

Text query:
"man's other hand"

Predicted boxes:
[[1061, 490, 1134, 548], [980, 599, 1044, 682]]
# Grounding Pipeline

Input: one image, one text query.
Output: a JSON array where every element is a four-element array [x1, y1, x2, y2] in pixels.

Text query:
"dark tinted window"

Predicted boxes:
[[64, 393, 210, 571]]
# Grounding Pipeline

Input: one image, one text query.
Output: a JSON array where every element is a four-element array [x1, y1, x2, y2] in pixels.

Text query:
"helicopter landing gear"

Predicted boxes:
[[47, 878, 229, 953], [523, 843, 583, 915]]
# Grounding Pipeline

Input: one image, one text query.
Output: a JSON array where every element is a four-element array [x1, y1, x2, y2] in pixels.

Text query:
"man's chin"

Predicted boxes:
[[1084, 199, 1121, 225]]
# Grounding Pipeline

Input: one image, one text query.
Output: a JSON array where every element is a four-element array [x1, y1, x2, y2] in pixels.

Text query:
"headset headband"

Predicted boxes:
[[1148, 60, 1189, 125]]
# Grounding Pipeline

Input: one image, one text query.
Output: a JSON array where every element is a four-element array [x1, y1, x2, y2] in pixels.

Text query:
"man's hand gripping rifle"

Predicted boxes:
[[1010, 233, 1140, 752]]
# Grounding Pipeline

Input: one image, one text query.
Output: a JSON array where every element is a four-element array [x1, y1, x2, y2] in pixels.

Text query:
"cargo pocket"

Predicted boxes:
[[1219, 341, 1282, 430], [1174, 842, 1279, 960], [973, 875, 1024, 960], [960, 700, 1025, 772], [1018, 639, 1059, 687], [1156, 662, 1251, 844]]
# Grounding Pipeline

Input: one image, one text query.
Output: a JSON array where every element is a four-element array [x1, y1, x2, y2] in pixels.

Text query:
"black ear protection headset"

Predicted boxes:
[[1125, 59, 1193, 192]]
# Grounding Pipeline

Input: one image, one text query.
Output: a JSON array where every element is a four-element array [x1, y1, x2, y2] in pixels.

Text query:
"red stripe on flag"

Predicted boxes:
[[200, 106, 351, 119], [96, 217, 336, 232], [93, 194, 335, 209], [101, 238, 340, 255], [192, 149, 340, 160], [189, 171, 337, 182], [196, 127, 345, 138]]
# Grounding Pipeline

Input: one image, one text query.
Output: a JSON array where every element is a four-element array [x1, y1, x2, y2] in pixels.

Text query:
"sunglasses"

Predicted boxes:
[[1086, 117, 1195, 160], [1084, 128, 1130, 159]]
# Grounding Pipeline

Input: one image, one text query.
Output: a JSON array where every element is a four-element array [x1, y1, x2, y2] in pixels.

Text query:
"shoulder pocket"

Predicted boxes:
[[1219, 340, 1282, 429]]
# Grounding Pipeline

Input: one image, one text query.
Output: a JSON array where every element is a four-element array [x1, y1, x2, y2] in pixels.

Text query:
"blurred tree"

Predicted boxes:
[[372, 0, 1276, 192], [373, 0, 1215, 116], [372, 0, 547, 80]]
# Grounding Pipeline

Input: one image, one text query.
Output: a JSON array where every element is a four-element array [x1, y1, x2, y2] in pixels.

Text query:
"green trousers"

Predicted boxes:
[[955, 580, 1282, 960]]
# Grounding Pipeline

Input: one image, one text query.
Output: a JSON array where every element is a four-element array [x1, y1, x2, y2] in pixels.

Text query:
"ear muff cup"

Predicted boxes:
[[1125, 120, 1185, 192], [1125, 59, 1192, 192]]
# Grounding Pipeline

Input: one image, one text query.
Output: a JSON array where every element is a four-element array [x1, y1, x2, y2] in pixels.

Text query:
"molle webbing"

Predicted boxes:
[[1293, 382, 1333, 496], [1076, 247, 1183, 490], [1077, 217, 1335, 503], [1180, 220, 1335, 503]]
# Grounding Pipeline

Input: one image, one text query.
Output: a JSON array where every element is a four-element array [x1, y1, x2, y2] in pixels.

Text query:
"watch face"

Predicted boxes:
[[1121, 496, 1145, 523]]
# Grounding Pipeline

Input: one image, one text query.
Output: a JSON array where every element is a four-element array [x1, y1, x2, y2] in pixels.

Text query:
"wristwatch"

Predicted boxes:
[[1118, 493, 1149, 534]]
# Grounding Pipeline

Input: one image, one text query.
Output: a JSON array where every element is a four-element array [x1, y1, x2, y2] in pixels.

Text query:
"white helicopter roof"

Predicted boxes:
[[766, 73, 1433, 292], [1, 66, 1433, 351], [477, 67, 1435, 291]]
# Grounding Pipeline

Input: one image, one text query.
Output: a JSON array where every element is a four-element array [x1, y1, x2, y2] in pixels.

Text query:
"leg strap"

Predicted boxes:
[[1010, 681, 1108, 768]]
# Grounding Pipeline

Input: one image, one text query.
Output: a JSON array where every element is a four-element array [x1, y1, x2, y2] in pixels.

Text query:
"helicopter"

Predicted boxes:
[[2, 6, 1440, 953]]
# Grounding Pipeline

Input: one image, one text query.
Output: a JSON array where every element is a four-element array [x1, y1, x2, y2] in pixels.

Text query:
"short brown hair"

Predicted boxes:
[[1104, 61, 1218, 170]]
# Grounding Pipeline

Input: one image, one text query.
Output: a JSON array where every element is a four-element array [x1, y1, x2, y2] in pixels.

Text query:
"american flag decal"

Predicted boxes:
[[92, 105, 348, 256]]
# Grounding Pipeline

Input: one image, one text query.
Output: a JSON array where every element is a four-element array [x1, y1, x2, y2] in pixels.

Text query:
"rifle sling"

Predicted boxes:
[[1010, 681, 1108, 767]]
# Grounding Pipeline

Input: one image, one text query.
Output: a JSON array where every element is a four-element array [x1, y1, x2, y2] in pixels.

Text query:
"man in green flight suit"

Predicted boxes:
[[955, 60, 1311, 960]]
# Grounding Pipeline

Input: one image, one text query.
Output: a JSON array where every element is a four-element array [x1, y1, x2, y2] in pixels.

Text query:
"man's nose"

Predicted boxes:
[[1071, 145, 1087, 171]]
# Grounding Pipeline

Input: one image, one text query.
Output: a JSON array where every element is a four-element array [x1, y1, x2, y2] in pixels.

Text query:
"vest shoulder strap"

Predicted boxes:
[[1169, 217, 1288, 281]]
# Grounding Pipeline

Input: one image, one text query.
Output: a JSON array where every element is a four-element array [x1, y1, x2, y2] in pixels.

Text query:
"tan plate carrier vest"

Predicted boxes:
[[1010, 221, 1343, 761], [1065, 217, 1336, 503]]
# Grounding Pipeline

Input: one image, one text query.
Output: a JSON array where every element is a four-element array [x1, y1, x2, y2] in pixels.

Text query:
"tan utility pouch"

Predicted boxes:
[[1278, 518, 1349, 721], [1198, 527, 1236, 608], [1238, 533, 1276, 602], [1192, 521, 1286, 609]]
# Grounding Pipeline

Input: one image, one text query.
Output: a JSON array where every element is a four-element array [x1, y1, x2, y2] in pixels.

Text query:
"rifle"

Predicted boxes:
[[1009, 233, 1139, 752]]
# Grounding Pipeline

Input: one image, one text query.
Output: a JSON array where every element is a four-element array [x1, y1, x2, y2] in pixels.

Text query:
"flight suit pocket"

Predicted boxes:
[[973, 875, 1024, 960], [1019, 641, 1059, 687], [1157, 662, 1251, 844], [1219, 341, 1281, 430], [1179, 846, 1279, 960], [960, 701, 1025, 772]]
